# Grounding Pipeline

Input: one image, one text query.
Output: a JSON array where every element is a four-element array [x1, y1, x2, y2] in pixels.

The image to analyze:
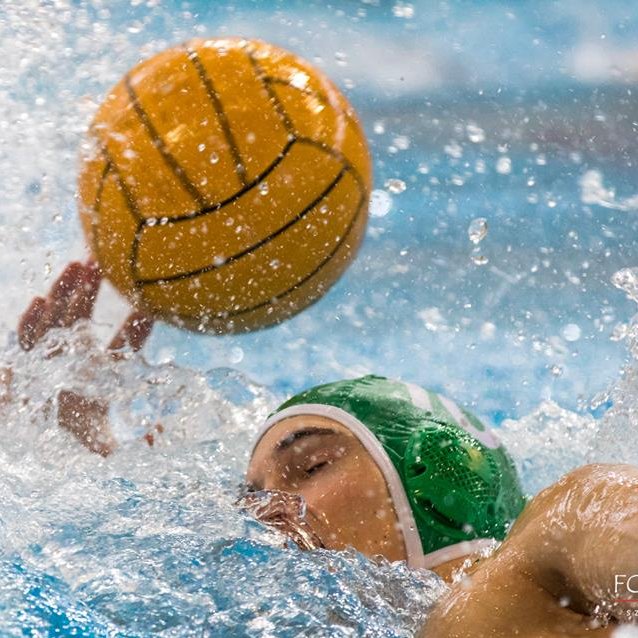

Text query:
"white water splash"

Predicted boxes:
[[580, 169, 638, 211], [0, 328, 445, 635]]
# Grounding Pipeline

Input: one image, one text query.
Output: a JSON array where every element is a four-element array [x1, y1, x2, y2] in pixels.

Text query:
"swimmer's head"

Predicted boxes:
[[246, 375, 526, 569]]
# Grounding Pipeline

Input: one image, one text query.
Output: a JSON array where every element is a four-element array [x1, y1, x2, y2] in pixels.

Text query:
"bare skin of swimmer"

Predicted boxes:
[[6, 261, 155, 455], [249, 419, 638, 637], [423, 464, 638, 637], [247, 415, 407, 562]]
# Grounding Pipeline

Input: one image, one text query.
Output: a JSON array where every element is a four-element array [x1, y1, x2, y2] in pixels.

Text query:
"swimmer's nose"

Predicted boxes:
[[236, 489, 324, 551]]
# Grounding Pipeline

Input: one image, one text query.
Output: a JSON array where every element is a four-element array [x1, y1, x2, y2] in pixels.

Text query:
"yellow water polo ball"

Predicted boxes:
[[78, 37, 372, 333]]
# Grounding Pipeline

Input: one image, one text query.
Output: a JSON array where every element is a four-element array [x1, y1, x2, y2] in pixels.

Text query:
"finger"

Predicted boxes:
[[18, 296, 47, 351], [50, 262, 85, 305], [45, 262, 86, 328], [77, 261, 103, 319], [60, 262, 103, 327], [108, 311, 154, 355]]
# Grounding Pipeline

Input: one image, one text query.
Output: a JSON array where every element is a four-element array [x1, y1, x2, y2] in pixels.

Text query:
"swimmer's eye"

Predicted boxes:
[[305, 461, 330, 477]]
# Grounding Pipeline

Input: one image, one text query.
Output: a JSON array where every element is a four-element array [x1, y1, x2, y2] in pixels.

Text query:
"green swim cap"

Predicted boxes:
[[256, 375, 526, 568]]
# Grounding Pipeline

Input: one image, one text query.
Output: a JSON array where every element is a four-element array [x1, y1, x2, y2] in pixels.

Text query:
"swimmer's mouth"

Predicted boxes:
[[236, 489, 325, 551], [418, 497, 466, 531]]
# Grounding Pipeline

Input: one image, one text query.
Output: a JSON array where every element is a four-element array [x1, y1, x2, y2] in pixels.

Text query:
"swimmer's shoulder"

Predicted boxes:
[[420, 549, 616, 638]]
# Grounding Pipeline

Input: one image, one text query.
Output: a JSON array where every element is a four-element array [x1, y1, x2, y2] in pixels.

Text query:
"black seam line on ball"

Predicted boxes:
[[264, 77, 360, 129], [124, 73, 207, 207], [90, 157, 111, 268], [136, 136, 296, 227], [295, 136, 367, 198], [97, 144, 145, 289], [135, 165, 347, 285], [185, 46, 248, 188], [245, 47, 296, 136], [99, 144, 144, 223], [221, 169, 366, 319], [129, 135, 295, 284], [141, 165, 365, 321]]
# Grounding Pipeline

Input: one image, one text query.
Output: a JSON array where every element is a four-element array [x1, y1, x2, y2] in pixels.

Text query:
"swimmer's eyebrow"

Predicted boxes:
[[275, 427, 337, 452]]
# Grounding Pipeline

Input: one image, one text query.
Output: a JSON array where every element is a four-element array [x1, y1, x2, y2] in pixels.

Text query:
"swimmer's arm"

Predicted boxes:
[[10, 261, 154, 455], [520, 463, 638, 618], [421, 464, 638, 637]]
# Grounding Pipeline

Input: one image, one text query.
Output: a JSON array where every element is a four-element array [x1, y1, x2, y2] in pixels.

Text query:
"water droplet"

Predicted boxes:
[[466, 122, 485, 143], [370, 189, 393, 217], [562, 324, 581, 342], [468, 218, 488, 245], [611, 322, 628, 342], [259, 182, 269, 195], [269, 259, 281, 270], [198, 143, 206, 152], [393, 135, 410, 150], [384, 178, 406, 194], [373, 121, 385, 135], [210, 152, 219, 164], [471, 254, 489, 266], [290, 71, 309, 89], [229, 347, 244, 364], [147, 217, 158, 227], [612, 268, 638, 304], [444, 140, 463, 159], [392, 2, 415, 18], [550, 364, 563, 377], [496, 156, 512, 174], [335, 51, 347, 66]]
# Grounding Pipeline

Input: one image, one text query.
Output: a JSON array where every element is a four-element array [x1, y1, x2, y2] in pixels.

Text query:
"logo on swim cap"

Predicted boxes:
[[403, 381, 500, 449], [271, 375, 526, 558]]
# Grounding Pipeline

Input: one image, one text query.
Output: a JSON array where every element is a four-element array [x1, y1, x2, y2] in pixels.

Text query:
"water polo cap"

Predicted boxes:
[[252, 375, 526, 569]]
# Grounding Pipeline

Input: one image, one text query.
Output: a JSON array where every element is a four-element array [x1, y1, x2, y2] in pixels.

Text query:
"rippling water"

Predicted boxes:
[[0, 333, 445, 636]]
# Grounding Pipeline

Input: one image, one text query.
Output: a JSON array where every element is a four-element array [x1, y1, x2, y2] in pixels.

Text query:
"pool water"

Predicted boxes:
[[2, 0, 638, 635]]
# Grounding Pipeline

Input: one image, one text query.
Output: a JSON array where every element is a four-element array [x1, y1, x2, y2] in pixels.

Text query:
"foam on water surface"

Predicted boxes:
[[0, 330, 445, 636]]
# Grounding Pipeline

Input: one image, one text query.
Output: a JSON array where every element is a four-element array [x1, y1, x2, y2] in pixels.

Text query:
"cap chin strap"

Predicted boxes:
[[417, 538, 497, 570], [254, 404, 496, 571]]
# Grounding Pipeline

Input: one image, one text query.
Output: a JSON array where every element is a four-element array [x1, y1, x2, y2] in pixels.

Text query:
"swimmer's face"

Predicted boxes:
[[246, 415, 407, 562]]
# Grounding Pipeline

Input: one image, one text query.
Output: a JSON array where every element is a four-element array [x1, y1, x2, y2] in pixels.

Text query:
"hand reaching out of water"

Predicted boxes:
[[18, 260, 154, 356], [9, 261, 158, 456]]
